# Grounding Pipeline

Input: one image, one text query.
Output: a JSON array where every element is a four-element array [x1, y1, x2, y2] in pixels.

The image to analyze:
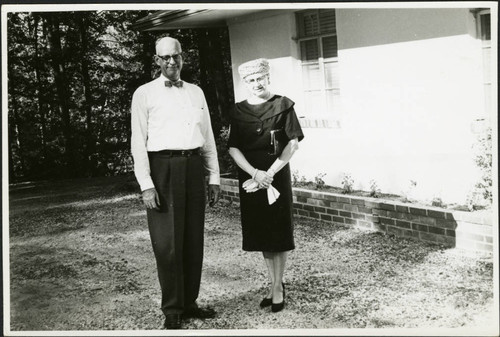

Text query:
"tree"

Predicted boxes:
[[7, 10, 235, 182]]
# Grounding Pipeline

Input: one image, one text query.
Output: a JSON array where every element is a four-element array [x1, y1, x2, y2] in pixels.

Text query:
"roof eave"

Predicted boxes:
[[131, 9, 211, 31]]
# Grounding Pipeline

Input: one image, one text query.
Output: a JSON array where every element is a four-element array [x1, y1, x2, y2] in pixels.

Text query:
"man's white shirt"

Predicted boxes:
[[131, 74, 220, 191]]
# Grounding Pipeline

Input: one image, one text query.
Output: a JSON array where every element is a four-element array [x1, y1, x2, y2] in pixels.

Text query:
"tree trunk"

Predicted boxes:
[[32, 13, 48, 170], [196, 29, 211, 98], [45, 13, 75, 177], [77, 13, 95, 176], [207, 27, 233, 122], [139, 31, 155, 84], [8, 130, 16, 182], [9, 88, 26, 178], [196, 28, 233, 133]]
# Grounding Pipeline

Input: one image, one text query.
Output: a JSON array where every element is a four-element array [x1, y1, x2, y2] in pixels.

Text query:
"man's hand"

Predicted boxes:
[[142, 188, 160, 209], [207, 184, 220, 207]]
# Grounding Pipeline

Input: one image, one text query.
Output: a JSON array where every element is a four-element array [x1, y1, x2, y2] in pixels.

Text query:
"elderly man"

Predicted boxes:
[[131, 36, 220, 329]]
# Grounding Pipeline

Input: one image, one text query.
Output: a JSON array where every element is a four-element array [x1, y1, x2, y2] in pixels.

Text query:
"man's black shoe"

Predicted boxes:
[[182, 306, 216, 319], [164, 314, 182, 329]]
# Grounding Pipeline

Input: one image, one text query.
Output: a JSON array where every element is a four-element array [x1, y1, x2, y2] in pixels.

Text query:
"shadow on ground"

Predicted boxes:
[[7, 175, 495, 331]]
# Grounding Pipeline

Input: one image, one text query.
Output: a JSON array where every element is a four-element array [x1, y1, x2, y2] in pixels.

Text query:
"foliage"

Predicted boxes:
[[467, 127, 492, 211], [292, 169, 308, 188], [217, 126, 237, 176], [341, 172, 354, 194], [290, 172, 480, 212], [314, 173, 326, 190], [369, 179, 381, 198], [431, 197, 444, 208], [7, 11, 234, 182]]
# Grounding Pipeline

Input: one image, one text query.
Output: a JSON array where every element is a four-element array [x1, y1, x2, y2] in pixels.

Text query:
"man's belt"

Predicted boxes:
[[151, 148, 201, 157]]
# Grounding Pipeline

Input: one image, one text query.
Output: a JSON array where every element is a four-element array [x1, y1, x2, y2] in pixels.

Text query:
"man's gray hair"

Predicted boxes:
[[155, 36, 182, 54]]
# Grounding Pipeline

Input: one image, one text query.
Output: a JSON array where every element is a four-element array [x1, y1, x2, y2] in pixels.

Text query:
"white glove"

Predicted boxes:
[[243, 179, 280, 204], [243, 179, 260, 193], [267, 185, 280, 205]]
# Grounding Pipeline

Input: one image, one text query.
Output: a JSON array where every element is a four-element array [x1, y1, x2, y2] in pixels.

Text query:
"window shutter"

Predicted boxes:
[[479, 11, 491, 116], [319, 9, 336, 34], [298, 9, 336, 37], [298, 12, 319, 37], [322, 35, 338, 58], [480, 13, 491, 40], [300, 39, 319, 61]]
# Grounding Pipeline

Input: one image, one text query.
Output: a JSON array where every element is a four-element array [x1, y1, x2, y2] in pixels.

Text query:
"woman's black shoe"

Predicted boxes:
[[271, 301, 285, 312], [261, 282, 284, 308], [271, 283, 285, 312], [259, 297, 272, 308]]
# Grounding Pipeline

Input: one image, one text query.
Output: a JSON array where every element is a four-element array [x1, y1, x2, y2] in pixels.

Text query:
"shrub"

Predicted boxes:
[[292, 170, 308, 187], [314, 173, 326, 190], [431, 197, 444, 208], [369, 179, 381, 198], [468, 126, 492, 210], [341, 173, 354, 194], [217, 126, 237, 177]]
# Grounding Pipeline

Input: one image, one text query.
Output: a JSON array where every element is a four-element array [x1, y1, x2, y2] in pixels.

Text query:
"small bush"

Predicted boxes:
[[369, 179, 381, 198], [431, 197, 444, 208], [466, 189, 489, 212], [217, 126, 237, 177], [468, 126, 492, 210], [292, 170, 308, 187], [341, 173, 354, 194], [314, 173, 326, 190]]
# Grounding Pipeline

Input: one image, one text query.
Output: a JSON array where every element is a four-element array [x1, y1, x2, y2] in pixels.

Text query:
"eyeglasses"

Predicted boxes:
[[156, 54, 182, 63], [244, 75, 268, 85]]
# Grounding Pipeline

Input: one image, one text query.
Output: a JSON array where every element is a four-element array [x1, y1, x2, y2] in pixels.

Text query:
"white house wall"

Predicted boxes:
[[227, 8, 487, 204], [228, 11, 301, 103]]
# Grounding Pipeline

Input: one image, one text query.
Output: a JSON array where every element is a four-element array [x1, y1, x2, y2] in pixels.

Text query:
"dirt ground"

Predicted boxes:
[[6, 174, 497, 334]]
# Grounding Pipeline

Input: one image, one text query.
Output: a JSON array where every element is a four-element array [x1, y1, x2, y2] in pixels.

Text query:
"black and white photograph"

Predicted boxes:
[[2, 1, 498, 336]]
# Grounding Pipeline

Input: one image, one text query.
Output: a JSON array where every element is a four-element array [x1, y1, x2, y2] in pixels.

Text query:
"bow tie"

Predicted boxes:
[[165, 80, 183, 88]]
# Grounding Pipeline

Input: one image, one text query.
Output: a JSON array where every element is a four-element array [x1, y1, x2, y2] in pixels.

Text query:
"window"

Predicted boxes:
[[477, 9, 491, 116], [296, 9, 340, 120]]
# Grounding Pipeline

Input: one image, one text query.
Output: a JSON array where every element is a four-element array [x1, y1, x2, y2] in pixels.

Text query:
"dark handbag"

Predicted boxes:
[[269, 129, 286, 156]]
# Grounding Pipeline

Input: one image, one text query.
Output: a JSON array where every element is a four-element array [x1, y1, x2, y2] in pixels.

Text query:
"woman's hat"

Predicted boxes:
[[238, 58, 270, 79]]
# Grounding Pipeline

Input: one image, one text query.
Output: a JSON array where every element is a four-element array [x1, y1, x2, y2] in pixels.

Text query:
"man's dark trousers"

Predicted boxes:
[[146, 151, 206, 316]]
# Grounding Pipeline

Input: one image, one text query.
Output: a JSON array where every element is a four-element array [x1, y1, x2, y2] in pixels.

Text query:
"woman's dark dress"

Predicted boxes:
[[228, 95, 304, 252]]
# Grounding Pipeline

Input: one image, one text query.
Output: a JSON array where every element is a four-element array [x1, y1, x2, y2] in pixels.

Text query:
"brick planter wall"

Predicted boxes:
[[220, 178, 494, 253]]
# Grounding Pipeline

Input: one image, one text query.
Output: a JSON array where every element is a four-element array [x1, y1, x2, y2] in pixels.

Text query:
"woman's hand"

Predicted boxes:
[[243, 179, 260, 193], [254, 170, 273, 188]]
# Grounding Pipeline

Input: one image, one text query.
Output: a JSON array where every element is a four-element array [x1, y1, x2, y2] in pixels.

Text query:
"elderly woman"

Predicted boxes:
[[228, 58, 304, 312]]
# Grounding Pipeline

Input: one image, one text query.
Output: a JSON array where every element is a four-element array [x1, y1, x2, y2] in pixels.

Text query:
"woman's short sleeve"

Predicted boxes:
[[227, 123, 239, 148], [284, 108, 304, 142]]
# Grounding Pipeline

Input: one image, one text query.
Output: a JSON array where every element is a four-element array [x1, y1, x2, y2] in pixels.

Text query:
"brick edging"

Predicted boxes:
[[220, 178, 494, 253]]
